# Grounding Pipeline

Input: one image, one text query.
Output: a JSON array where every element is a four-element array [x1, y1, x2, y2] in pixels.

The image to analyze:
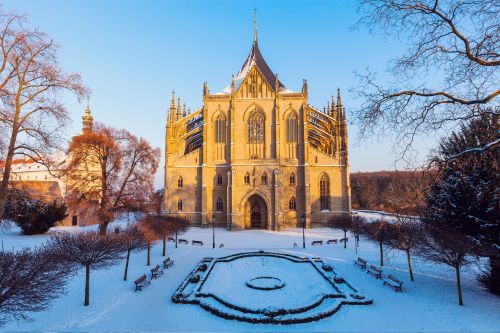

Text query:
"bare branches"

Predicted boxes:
[[0, 8, 87, 220], [354, 0, 500, 161], [49, 231, 125, 306], [0, 246, 74, 326], [64, 124, 160, 234]]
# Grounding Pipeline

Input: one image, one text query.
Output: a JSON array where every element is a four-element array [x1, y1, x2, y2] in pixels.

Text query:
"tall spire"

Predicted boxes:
[[82, 96, 94, 133], [253, 8, 258, 43], [168, 90, 176, 125]]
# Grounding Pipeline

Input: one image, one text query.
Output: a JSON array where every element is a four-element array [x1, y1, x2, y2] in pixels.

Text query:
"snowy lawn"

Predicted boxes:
[[1, 224, 499, 332]]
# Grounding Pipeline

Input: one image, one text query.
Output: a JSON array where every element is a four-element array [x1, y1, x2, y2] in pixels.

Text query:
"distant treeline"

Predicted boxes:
[[350, 170, 432, 215]]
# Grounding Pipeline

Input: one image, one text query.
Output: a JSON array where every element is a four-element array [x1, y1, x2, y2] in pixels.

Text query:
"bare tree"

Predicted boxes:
[[328, 214, 352, 249], [137, 214, 188, 265], [386, 217, 423, 281], [64, 123, 160, 234], [351, 214, 366, 254], [362, 218, 391, 266], [49, 231, 125, 306], [121, 225, 146, 281], [0, 246, 74, 326], [0, 9, 87, 220], [354, 0, 499, 161], [416, 229, 475, 305]]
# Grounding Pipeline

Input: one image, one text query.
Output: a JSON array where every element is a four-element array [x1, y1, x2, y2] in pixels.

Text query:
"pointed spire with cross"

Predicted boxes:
[[253, 8, 258, 43]]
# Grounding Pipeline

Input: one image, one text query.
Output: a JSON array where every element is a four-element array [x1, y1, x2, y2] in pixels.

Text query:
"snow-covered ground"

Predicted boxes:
[[1, 223, 499, 332]]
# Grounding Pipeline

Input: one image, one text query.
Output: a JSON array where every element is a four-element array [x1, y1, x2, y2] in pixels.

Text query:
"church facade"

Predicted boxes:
[[163, 26, 350, 230]]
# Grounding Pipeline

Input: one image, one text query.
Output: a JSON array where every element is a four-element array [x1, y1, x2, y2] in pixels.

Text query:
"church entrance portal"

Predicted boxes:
[[245, 194, 268, 229]]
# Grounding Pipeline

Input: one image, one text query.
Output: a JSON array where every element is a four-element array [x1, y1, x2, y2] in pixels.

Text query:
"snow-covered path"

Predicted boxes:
[[1, 225, 499, 332]]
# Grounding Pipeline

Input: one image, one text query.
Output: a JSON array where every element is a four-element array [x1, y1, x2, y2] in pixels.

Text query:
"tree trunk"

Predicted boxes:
[[344, 230, 347, 249], [175, 232, 178, 249], [406, 249, 414, 281], [84, 264, 90, 306], [379, 240, 384, 266], [147, 241, 151, 266], [123, 248, 131, 281], [162, 236, 166, 256], [0, 125, 19, 220], [456, 265, 463, 306]]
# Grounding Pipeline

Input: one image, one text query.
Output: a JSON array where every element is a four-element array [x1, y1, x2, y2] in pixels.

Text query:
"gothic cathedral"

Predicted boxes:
[[164, 19, 350, 230]]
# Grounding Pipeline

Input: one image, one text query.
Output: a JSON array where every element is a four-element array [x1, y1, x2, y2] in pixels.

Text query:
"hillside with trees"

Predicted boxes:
[[350, 170, 432, 215]]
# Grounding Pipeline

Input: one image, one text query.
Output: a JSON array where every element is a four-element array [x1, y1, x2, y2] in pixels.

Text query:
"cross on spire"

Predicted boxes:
[[253, 8, 258, 43]]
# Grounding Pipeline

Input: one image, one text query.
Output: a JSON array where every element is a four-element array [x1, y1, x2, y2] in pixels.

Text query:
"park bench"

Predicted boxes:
[[178, 239, 188, 244], [134, 274, 150, 291], [340, 237, 349, 243], [167, 237, 175, 242], [219, 243, 224, 248], [327, 239, 337, 244], [163, 257, 175, 269], [150, 265, 164, 279], [354, 257, 368, 269], [192, 240, 203, 246], [383, 275, 403, 292], [311, 240, 323, 246], [367, 264, 383, 279]]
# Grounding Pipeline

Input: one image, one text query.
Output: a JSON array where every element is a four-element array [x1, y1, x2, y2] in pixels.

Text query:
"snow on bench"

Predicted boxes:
[[327, 239, 337, 244], [311, 240, 323, 246], [383, 275, 403, 292], [163, 257, 174, 269], [150, 265, 164, 279], [367, 264, 382, 279], [354, 257, 367, 269], [178, 239, 188, 244], [192, 240, 203, 246], [134, 274, 150, 291]]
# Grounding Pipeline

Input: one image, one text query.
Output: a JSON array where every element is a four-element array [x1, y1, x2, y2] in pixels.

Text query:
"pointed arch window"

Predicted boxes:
[[217, 173, 223, 185], [320, 173, 330, 211], [261, 172, 267, 185], [177, 199, 183, 211], [289, 196, 296, 210], [244, 172, 250, 184], [177, 176, 183, 188], [286, 113, 298, 142], [289, 172, 296, 185], [214, 113, 226, 143], [247, 110, 265, 143], [216, 197, 224, 212]]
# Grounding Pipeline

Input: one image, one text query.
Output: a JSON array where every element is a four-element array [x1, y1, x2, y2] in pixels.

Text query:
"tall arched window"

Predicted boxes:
[[289, 172, 296, 185], [177, 199, 183, 211], [320, 173, 330, 211], [214, 113, 226, 143], [244, 172, 250, 184], [216, 197, 224, 211], [217, 173, 223, 185], [261, 172, 267, 184], [247, 110, 265, 143], [286, 113, 298, 142], [177, 176, 183, 188], [289, 196, 296, 210]]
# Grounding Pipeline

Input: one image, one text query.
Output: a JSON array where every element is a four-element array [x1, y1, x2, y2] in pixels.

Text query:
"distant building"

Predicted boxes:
[[0, 103, 98, 226], [163, 16, 350, 230]]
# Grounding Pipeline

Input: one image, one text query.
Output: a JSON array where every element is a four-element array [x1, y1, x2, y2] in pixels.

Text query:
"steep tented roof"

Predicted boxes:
[[219, 40, 293, 95]]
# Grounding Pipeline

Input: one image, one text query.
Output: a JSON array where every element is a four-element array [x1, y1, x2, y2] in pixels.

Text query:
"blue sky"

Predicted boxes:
[[4, 0, 438, 187]]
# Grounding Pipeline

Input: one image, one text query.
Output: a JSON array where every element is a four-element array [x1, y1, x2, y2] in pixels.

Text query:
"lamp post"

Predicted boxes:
[[212, 215, 216, 249], [301, 212, 306, 249]]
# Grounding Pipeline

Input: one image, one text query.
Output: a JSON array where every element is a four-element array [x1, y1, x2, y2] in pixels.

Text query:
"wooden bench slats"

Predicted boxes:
[[354, 257, 368, 269], [383, 274, 403, 291], [311, 240, 323, 246], [192, 240, 203, 246], [327, 239, 337, 244], [178, 239, 188, 244], [151, 265, 164, 279], [367, 264, 382, 279], [163, 258, 175, 269], [134, 274, 150, 291]]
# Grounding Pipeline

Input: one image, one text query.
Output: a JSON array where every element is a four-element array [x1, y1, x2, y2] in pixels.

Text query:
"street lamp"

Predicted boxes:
[[212, 215, 216, 249], [301, 212, 306, 249]]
